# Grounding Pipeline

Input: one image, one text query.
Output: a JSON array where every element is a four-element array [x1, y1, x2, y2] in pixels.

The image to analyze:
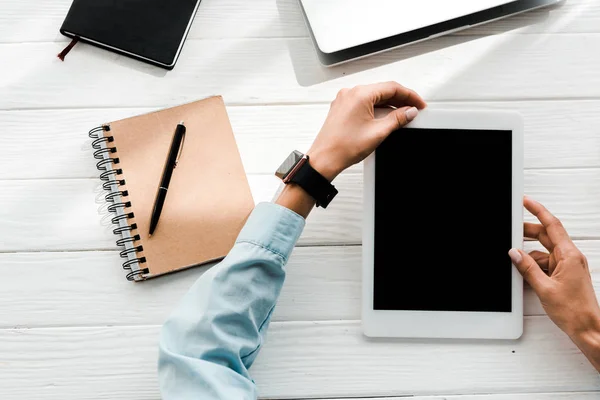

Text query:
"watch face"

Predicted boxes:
[[275, 150, 304, 180]]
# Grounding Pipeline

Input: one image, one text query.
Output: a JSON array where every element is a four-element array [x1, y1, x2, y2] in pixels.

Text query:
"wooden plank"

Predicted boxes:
[[0, 241, 597, 328], [308, 395, 600, 400], [0, 0, 308, 44], [1, 168, 599, 252], [523, 169, 600, 241], [0, 106, 321, 180], [0, 247, 360, 328], [3, 100, 600, 180], [0, 175, 353, 251], [1, 0, 598, 44], [3, 34, 600, 110], [0, 317, 597, 399]]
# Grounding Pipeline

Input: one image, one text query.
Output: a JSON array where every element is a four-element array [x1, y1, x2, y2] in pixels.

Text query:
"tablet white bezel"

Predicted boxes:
[[362, 109, 524, 339]]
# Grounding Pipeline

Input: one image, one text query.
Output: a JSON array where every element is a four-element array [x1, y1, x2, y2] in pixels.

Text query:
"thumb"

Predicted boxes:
[[378, 106, 419, 133], [509, 248, 551, 295]]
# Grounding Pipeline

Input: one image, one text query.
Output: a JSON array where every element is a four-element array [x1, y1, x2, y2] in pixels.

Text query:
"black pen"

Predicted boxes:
[[148, 122, 186, 237]]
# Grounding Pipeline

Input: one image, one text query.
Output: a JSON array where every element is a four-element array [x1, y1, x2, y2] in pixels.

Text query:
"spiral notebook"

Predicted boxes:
[[89, 96, 255, 281]]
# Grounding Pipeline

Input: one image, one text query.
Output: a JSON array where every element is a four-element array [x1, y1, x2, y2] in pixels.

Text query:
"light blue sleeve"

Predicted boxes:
[[158, 202, 306, 400]]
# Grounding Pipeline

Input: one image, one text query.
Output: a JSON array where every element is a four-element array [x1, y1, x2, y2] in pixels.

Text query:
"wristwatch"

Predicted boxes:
[[275, 150, 338, 208]]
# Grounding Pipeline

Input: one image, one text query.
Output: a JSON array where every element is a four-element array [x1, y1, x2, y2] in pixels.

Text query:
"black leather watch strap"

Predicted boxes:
[[289, 160, 338, 208]]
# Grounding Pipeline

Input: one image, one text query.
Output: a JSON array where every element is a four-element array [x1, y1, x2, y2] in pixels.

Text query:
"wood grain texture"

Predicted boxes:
[[2, 100, 600, 180], [0, 168, 598, 252], [0, 0, 598, 44], [307, 395, 600, 400], [3, 34, 600, 110], [0, 317, 598, 400], [0, 175, 353, 250], [0, 0, 308, 44], [0, 247, 360, 328], [0, 241, 597, 329], [3, 0, 600, 398]]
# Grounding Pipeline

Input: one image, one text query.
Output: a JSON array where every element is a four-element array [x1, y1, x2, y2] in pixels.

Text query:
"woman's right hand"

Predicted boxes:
[[509, 196, 600, 371]]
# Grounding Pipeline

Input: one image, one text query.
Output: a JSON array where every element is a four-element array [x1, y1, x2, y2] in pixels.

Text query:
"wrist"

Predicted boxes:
[[274, 149, 339, 215], [570, 317, 600, 371], [306, 150, 341, 182], [568, 312, 600, 348], [275, 183, 315, 219]]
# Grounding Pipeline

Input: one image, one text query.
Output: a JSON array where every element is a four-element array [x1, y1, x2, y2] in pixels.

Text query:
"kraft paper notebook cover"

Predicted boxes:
[[89, 96, 255, 281]]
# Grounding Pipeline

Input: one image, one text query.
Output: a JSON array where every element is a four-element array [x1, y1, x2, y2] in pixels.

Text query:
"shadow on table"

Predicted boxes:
[[55, 38, 170, 78], [275, 0, 563, 87], [363, 335, 520, 347]]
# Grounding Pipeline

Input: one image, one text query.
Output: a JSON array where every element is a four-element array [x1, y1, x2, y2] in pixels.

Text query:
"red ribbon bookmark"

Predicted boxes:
[[57, 37, 80, 61]]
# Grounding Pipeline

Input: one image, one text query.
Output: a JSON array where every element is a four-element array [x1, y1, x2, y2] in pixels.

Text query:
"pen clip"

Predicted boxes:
[[174, 123, 186, 167]]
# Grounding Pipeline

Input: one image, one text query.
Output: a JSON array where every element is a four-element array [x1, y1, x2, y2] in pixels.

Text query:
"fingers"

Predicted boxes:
[[362, 81, 427, 109], [529, 250, 550, 273], [524, 196, 572, 248], [524, 222, 554, 251], [377, 106, 420, 133], [509, 248, 551, 294]]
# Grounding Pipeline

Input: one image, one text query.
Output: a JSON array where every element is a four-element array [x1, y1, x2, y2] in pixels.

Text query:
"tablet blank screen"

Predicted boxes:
[[374, 128, 513, 312]]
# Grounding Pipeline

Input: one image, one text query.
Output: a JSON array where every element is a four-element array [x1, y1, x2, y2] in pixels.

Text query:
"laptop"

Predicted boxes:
[[298, 0, 562, 66]]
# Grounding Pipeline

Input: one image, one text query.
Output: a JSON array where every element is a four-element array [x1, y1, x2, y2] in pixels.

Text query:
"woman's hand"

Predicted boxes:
[[276, 81, 426, 218], [509, 196, 600, 371], [307, 81, 427, 182]]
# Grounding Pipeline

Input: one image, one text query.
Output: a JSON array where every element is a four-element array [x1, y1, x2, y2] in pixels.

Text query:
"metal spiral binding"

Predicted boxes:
[[112, 213, 134, 224], [96, 157, 119, 171], [125, 269, 148, 281], [103, 179, 125, 191], [90, 125, 149, 281], [93, 147, 117, 159], [113, 223, 137, 235], [120, 246, 143, 258], [105, 190, 129, 203], [107, 201, 131, 213], [116, 235, 141, 247], [100, 169, 122, 181], [123, 257, 146, 271], [91, 136, 114, 150]]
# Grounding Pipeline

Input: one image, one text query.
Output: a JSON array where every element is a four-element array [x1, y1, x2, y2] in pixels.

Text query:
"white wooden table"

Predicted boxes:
[[2, 0, 600, 399]]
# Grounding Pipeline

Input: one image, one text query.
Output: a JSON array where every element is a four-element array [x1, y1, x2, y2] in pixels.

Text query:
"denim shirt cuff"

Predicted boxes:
[[236, 202, 306, 262]]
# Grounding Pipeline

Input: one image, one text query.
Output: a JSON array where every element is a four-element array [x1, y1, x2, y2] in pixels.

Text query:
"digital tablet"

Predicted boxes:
[[362, 109, 524, 339]]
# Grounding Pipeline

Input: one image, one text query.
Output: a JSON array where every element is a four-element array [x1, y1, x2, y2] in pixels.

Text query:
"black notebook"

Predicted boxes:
[[60, 0, 202, 69]]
